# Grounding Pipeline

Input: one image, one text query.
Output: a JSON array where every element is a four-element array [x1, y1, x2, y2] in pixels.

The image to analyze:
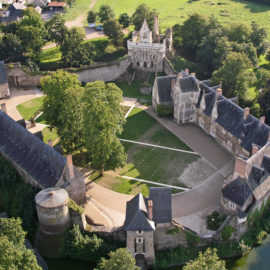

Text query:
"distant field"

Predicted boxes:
[[93, 0, 270, 33]]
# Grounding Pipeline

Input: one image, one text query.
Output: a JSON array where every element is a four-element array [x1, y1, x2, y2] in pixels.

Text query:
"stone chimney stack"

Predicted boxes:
[[67, 154, 74, 179], [216, 88, 222, 98], [171, 79, 176, 90], [154, 15, 159, 36], [268, 132, 270, 143], [252, 144, 259, 156], [191, 72, 196, 77], [259, 116, 265, 127], [1, 103, 7, 114], [177, 72, 183, 79], [48, 140, 53, 148], [148, 200, 153, 220], [234, 157, 247, 178], [185, 68, 189, 75], [243, 107, 250, 120]]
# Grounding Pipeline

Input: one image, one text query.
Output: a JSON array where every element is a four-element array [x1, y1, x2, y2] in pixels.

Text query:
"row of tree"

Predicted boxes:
[[173, 14, 270, 122], [41, 71, 127, 174]]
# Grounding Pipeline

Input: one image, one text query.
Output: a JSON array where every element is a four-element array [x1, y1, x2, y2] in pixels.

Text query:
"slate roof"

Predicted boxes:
[[156, 75, 176, 102], [16, 119, 26, 129], [124, 193, 155, 231], [149, 187, 172, 223], [222, 177, 252, 207], [0, 111, 66, 188], [248, 165, 265, 191], [178, 76, 199, 93], [0, 62, 8, 85]]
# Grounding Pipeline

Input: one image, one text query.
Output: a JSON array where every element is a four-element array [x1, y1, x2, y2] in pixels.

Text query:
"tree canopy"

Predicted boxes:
[[98, 5, 115, 23], [119, 13, 130, 28], [103, 18, 124, 46], [87, 10, 97, 23]]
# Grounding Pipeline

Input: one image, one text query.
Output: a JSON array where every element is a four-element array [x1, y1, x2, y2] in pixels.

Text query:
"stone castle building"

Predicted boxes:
[[127, 17, 172, 72], [124, 187, 172, 266], [0, 107, 86, 205]]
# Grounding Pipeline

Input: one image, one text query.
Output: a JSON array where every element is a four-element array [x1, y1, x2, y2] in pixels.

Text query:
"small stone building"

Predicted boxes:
[[124, 187, 172, 266], [0, 109, 86, 205], [0, 61, 10, 99], [127, 17, 172, 72]]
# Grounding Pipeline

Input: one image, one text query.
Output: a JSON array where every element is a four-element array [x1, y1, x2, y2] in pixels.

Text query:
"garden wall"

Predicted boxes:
[[163, 58, 177, 76]]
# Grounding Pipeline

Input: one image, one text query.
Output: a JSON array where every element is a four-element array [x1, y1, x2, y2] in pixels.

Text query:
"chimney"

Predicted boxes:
[[268, 132, 270, 143], [148, 200, 153, 220], [191, 72, 196, 77], [259, 116, 265, 127], [185, 68, 189, 75], [67, 154, 74, 179], [1, 103, 7, 114], [243, 107, 250, 120], [252, 144, 259, 156], [234, 157, 247, 178], [216, 88, 222, 98], [154, 15, 159, 36], [177, 72, 183, 79], [48, 140, 53, 148], [171, 79, 176, 90]]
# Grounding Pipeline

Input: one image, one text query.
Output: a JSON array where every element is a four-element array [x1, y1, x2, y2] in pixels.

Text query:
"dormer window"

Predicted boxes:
[[137, 230, 143, 235]]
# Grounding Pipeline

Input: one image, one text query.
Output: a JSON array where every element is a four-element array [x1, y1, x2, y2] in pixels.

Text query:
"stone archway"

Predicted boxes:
[[135, 254, 147, 270]]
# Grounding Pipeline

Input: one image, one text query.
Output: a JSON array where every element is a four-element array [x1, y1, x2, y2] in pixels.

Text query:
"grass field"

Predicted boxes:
[[93, 0, 270, 33], [96, 107, 214, 195], [42, 127, 59, 145], [40, 47, 62, 63], [16, 97, 45, 120], [64, 0, 92, 22]]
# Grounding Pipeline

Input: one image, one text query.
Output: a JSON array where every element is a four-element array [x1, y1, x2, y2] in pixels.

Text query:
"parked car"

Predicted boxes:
[[95, 24, 103, 31]]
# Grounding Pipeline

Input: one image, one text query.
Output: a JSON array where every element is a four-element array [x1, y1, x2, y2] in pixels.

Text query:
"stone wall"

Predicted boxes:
[[163, 57, 177, 76], [0, 83, 10, 98], [76, 56, 131, 83]]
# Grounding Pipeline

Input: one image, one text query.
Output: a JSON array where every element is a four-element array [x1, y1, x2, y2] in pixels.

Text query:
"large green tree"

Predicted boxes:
[[132, 4, 158, 31], [183, 248, 226, 270], [87, 10, 97, 23], [98, 5, 115, 23], [119, 13, 130, 28], [95, 248, 139, 270], [83, 81, 126, 174], [258, 79, 270, 125], [211, 52, 256, 98], [0, 218, 41, 270], [103, 18, 124, 45]]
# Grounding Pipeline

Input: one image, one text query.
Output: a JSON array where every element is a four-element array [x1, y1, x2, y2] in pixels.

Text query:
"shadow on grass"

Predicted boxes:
[[234, 0, 270, 13]]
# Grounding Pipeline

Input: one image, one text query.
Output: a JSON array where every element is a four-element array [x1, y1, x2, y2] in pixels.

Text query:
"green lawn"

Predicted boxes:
[[116, 81, 152, 100], [42, 127, 59, 145], [94, 0, 270, 34], [64, 0, 92, 22], [40, 46, 61, 63], [16, 97, 45, 120], [96, 107, 203, 195]]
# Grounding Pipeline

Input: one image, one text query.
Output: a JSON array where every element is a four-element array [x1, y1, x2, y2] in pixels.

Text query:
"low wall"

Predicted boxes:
[[76, 56, 131, 82], [163, 57, 177, 76]]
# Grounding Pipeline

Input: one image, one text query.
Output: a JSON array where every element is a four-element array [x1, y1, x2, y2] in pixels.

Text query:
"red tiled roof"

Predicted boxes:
[[47, 2, 66, 7]]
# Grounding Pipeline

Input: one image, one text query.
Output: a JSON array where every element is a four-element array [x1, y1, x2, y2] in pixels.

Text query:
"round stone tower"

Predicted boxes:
[[35, 187, 70, 234], [35, 187, 71, 258]]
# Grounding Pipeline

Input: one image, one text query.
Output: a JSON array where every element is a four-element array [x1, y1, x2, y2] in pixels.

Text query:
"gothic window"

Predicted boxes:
[[144, 62, 147, 68], [143, 33, 147, 39], [137, 62, 140, 66], [151, 62, 153, 67]]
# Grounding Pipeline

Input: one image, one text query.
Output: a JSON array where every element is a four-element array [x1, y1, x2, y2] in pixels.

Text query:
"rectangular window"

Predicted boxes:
[[137, 230, 143, 235], [136, 238, 143, 244]]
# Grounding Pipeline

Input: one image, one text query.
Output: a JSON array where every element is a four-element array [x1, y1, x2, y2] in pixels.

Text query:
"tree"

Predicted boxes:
[[83, 81, 127, 174], [103, 18, 124, 45], [98, 5, 114, 23], [258, 80, 270, 125], [211, 52, 256, 98], [41, 71, 81, 130], [0, 218, 41, 270], [95, 248, 139, 270], [183, 248, 226, 270], [226, 23, 251, 44], [118, 13, 130, 28], [132, 4, 158, 31], [231, 42, 258, 66], [45, 13, 68, 45], [0, 34, 25, 63], [20, 7, 45, 29], [196, 30, 231, 78], [87, 10, 97, 23], [179, 13, 209, 55], [250, 22, 268, 56], [60, 27, 94, 67]]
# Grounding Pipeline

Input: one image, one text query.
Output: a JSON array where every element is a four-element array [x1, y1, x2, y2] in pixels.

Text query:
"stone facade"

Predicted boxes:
[[127, 17, 172, 72], [127, 230, 155, 265], [0, 61, 10, 99]]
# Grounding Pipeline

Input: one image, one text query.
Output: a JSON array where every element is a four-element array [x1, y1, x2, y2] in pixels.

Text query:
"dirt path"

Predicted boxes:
[[65, 0, 97, 28]]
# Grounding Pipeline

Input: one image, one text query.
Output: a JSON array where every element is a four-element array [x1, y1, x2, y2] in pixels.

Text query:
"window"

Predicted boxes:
[[137, 230, 143, 235], [229, 201, 235, 209], [136, 238, 143, 244], [137, 62, 140, 66], [144, 62, 147, 68], [151, 61, 153, 67], [143, 33, 147, 39]]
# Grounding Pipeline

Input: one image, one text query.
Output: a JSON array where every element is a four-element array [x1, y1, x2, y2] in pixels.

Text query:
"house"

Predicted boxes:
[[124, 187, 172, 266], [47, 1, 66, 11], [1, 3, 26, 23], [0, 107, 86, 205], [127, 17, 172, 72], [0, 62, 10, 99], [30, 0, 50, 8]]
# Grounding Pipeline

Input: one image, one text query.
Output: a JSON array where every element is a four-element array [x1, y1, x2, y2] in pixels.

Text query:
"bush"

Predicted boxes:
[[239, 240, 251, 256], [157, 104, 173, 117], [207, 211, 226, 231], [185, 230, 200, 247], [68, 199, 84, 215], [256, 230, 267, 245], [221, 225, 234, 240]]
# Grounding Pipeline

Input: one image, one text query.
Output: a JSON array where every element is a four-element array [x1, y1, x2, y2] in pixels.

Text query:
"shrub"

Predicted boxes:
[[157, 104, 173, 117], [207, 211, 226, 231], [68, 199, 84, 215], [185, 230, 200, 247], [256, 230, 267, 245], [221, 225, 234, 240], [239, 240, 251, 256]]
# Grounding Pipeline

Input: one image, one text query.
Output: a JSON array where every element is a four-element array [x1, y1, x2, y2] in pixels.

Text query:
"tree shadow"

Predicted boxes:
[[233, 0, 270, 13]]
